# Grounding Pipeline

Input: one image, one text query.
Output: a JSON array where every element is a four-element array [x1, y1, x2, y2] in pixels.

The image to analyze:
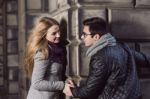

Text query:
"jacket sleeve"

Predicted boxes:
[[31, 51, 64, 91], [71, 54, 109, 98], [131, 50, 150, 68]]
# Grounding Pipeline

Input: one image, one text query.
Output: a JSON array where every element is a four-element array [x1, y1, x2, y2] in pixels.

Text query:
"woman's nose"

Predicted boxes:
[[56, 32, 60, 37]]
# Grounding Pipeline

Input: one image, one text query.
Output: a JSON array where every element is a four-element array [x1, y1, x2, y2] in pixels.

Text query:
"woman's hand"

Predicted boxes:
[[63, 83, 73, 96]]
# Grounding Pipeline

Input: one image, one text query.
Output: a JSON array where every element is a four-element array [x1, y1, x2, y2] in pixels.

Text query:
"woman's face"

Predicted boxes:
[[46, 25, 60, 43]]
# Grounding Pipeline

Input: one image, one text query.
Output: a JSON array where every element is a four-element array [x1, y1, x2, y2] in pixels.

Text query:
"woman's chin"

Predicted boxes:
[[54, 40, 60, 43]]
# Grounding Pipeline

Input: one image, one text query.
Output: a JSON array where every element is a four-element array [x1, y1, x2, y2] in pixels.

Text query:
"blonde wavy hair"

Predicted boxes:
[[24, 16, 59, 78]]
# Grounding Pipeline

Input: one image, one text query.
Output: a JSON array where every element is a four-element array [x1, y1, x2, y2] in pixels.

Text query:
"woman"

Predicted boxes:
[[24, 16, 70, 99]]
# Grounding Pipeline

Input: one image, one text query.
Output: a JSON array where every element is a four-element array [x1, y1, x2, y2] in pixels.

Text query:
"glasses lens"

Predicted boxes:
[[82, 32, 86, 36], [82, 32, 91, 37]]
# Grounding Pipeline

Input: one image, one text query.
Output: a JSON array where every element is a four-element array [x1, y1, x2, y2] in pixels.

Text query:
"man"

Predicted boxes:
[[63, 17, 150, 99]]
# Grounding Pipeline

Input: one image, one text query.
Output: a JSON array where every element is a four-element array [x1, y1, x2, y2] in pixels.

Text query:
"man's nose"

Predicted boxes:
[[81, 35, 84, 39]]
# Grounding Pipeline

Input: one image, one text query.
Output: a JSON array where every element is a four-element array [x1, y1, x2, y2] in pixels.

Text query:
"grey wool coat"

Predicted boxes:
[[27, 51, 65, 99]]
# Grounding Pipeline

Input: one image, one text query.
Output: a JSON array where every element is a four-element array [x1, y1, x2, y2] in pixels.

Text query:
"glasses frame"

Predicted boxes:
[[81, 32, 92, 38]]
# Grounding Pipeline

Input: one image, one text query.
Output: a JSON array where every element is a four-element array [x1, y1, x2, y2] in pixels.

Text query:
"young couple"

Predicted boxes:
[[24, 16, 149, 99]]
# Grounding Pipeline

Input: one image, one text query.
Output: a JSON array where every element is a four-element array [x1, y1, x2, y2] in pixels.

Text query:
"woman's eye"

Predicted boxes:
[[52, 32, 57, 35], [51, 31, 60, 35]]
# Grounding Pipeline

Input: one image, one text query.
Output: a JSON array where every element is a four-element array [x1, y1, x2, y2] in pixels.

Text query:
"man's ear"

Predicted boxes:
[[94, 34, 100, 40]]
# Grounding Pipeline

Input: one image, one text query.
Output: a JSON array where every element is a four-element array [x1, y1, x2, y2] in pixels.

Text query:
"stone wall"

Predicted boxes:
[[0, 0, 19, 99], [17, 0, 150, 99]]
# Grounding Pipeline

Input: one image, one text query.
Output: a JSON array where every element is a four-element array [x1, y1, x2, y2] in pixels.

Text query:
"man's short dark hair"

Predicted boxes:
[[83, 17, 108, 36]]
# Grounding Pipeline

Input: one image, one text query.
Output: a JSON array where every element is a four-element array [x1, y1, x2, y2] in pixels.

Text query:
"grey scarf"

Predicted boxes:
[[86, 33, 116, 57]]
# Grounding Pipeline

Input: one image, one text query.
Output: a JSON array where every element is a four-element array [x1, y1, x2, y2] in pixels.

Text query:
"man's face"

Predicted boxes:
[[81, 25, 96, 47]]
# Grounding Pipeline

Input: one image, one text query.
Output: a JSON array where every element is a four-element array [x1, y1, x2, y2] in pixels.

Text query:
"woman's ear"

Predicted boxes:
[[94, 34, 100, 40]]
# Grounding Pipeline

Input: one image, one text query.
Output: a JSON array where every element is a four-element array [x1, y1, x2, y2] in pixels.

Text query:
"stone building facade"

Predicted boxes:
[[0, 0, 150, 99]]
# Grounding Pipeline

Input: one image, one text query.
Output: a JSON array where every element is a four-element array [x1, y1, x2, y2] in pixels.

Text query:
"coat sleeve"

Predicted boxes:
[[120, 42, 150, 68], [71, 54, 109, 98], [31, 51, 64, 91], [131, 50, 150, 68]]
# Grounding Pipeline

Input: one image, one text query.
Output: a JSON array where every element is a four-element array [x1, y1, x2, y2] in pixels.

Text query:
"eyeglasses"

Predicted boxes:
[[81, 32, 92, 38]]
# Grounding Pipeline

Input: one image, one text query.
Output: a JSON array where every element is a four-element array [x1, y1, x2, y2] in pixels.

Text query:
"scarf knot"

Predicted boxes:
[[48, 43, 65, 64]]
